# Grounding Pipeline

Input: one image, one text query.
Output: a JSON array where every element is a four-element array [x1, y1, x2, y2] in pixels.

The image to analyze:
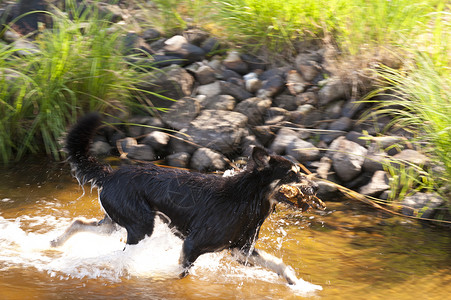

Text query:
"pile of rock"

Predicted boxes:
[[1, 0, 447, 220]]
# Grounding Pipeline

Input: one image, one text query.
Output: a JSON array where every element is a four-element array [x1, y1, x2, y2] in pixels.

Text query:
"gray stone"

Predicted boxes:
[[197, 81, 221, 97], [316, 180, 342, 202], [296, 92, 318, 106], [127, 144, 155, 161], [235, 97, 271, 125], [316, 156, 333, 180], [371, 136, 404, 152], [243, 72, 262, 93], [166, 152, 191, 168], [393, 149, 429, 166], [274, 94, 299, 111], [223, 51, 248, 75], [269, 128, 299, 154], [170, 110, 248, 155], [291, 104, 323, 127], [204, 94, 236, 111], [329, 137, 368, 181], [191, 148, 227, 171], [142, 131, 170, 150], [286, 70, 307, 95], [359, 170, 389, 197], [163, 35, 205, 63], [294, 51, 322, 81], [324, 100, 346, 120], [219, 81, 253, 101], [402, 192, 445, 219], [194, 65, 217, 85], [122, 32, 153, 56], [346, 131, 371, 147], [140, 65, 194, 109], [118, 137, 138, 155], [91, 141, 111, 156], [322, 117, 352, 143], [286, 139, 320, 162], [161, 97, 201, 130], [252, 125, 276, 146], [264, 107, 289, 125], [141, 117, 166, 135], [363, 151, 388, 173], [257, 75, 285, 99], [318, 77, 349, 106]]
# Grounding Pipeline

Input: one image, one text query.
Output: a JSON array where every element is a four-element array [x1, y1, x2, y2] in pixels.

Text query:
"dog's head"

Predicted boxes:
[[249, 147, 320, 210]]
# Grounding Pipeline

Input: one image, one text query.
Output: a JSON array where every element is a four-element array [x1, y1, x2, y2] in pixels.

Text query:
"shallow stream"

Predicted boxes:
[[0, 158, 450, 299]]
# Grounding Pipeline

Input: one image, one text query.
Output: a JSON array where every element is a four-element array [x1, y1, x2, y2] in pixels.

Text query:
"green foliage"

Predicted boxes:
[[0, 0, 153, 163]]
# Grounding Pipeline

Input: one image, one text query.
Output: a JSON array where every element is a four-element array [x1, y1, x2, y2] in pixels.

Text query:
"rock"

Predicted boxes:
[[197, 81, 221, 97], [269, 128, 299, 154], [11, 0, 50, 35], [191, 147, 227, 171], [346, 131, 370, 147], [163, 35, 205, 64], [291, 104, 322, 127], [235, 97, 271, 125], [324, 100, 346, 120], [127, 144, 155, 161], [170, 110, 248, 155], [296, 91, 318, 106], [91, 141, 111, 156], [286, 70, 308, 95], [363, 151, 388, 173], [371, 136, 404, 154], [359, 170, 389, 197], [219, 81, 253, 101], [241, 53, 268, 71], [161, 97, 201, 130], [203, 95, 236, 111], [322, 117, 352, 143], [243, 72, 262, 93], [141, 117, 166, 135], [140, 65, 194, 109], [393, 149, 429, 166], [122, 32, 154, 56], [402, 192, 445, 219], [252, 125, 276, 146], [117, 137, 137, 154], [241, 135, 263, 156], [142, 131, 170, 151], [316, 180, 342, 202], [194, 65, 217, 85], [318, 77, 349, 106], [316, 157, 333, 180], [274, 94, 299, 111], [183, 28, 209, 46], [223, 51, 248, 75], [341, 99, 366, 119], [201, 37, 221, 54], [286, 139, 320, 162], [329, 137, 368, 182], [12, 39, 39, 56], [166, 152, 191, 168], [294, 51, 322, 81], [142, 28, 161, 42], [264, 107, 289, 125], [150, 55, 185, 68], [257, 75, 285, 99]]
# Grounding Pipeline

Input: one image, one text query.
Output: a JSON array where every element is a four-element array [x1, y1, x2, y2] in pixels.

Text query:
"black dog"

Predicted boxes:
[[51, 113, 318, 285]]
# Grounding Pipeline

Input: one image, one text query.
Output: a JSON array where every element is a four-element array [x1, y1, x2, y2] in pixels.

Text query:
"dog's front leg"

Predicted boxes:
[[178, 238, 203, 279], [231, 248, 298, 285]]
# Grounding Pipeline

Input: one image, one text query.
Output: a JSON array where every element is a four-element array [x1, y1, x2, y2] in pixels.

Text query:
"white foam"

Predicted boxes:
[[0, 214, 321, 293]]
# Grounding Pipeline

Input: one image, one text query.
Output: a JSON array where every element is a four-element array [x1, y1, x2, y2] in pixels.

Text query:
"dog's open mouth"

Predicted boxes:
[[275, 184, 325, 212]]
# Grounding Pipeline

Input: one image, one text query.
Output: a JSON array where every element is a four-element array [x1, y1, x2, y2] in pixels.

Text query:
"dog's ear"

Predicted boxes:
[[251, 146, 270, 170]]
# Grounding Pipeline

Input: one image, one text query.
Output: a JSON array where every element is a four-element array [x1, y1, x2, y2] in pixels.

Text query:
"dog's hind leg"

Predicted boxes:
[[231, 248, 298, 285], [50, 215, 117, 247]]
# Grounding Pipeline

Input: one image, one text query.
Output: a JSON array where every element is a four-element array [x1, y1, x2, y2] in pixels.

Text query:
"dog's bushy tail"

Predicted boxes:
[[66, 112, 112, 187]]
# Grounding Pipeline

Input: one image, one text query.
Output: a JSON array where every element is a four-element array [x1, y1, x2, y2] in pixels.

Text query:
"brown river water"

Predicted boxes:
[[0, 157, 450, 300]]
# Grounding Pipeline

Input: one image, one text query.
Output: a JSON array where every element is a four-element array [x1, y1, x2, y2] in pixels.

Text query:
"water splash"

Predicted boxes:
[[0, 213, 321, 294]]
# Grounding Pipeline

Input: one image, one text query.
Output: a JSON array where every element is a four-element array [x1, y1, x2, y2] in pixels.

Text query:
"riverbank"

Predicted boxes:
[[0, 0, 449, 222]]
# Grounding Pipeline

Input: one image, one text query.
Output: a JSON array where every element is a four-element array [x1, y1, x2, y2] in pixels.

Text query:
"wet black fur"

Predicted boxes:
[[65, 113, 318, 281]]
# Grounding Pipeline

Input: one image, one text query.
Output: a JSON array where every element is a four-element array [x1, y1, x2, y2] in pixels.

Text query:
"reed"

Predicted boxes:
[[0, 0, 154, 163]]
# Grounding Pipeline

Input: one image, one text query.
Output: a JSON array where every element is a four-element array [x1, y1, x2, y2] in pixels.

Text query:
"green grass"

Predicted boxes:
[[0, 0, 155, 163]]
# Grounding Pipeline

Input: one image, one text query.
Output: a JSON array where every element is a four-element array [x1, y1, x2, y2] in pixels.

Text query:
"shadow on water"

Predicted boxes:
[[0, 157, 450, 299]]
